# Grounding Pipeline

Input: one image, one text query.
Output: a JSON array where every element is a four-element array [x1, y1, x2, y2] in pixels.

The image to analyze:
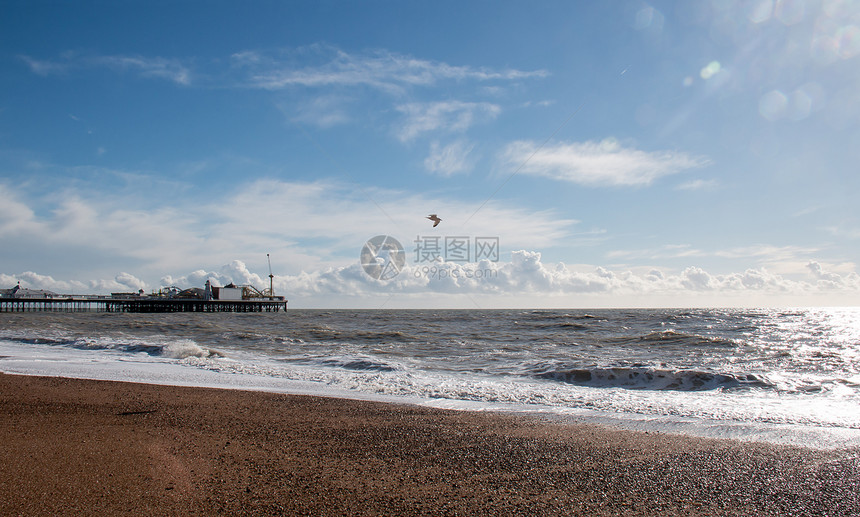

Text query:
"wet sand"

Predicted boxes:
[[1, 373, 858, 516]]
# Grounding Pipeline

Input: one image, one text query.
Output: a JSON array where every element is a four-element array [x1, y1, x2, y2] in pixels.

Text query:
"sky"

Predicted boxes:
[[1, 0, 859, 308]]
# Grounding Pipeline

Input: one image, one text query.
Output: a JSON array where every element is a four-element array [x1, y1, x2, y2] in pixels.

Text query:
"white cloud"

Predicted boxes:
[[608, 243, 828, 280], [714, 244, 821, 269], [396, 101, 500, 141], [807, 260, 860, 289], [203, 178, 576, 249], [793, 206, 821, 217], [113, 272, 146, 291], [20, 53, 191, 85], [0, 177, 575, 286], [676, 179, 719, 190], [502, 138, 710, 187], [824, 225, 860, 240], [161, 260, 267, 289], [5, 176, 856, 305], [268, 251, 858, 303], [0, 184, 41, 236], [0, 271, 147, 294], [281, 95, 352, 128], [521, 100, 556, 108], [0, 272, 84, 293], [6, 254, 858, 306], [19, 47, 543, 138], [18, 55, 70, 75], [232, 47, 548, 94], [423, 140, 476, 176], [608, 244, 705, 261], [611, 243, 822, 265], [679, 266, 716, 290], [20, 47, 547, 93], [94, 55, 191, 85]]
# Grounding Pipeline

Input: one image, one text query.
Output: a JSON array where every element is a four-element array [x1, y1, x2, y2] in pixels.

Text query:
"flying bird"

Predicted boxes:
[[426, 214, 441, 227]]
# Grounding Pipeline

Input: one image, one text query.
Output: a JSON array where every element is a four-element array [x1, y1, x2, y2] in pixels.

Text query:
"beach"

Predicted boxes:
[[1, 373, 858, 516]]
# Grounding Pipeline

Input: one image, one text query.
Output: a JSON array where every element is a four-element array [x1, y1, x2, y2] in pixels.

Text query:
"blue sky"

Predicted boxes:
[[2, 0, 859, 308]]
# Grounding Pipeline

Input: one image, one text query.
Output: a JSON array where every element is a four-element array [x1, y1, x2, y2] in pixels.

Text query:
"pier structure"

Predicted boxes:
[[0, 297, 288, 313], [2, 272, 288, 313]]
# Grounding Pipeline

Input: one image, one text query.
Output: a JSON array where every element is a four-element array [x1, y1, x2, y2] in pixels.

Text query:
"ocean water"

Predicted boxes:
[[2, 308, 859, 448]]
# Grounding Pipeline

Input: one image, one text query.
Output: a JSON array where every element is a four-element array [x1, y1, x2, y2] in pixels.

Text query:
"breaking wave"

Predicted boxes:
[[292, 355, 400, 372], [0, 333, 223, 359], [532, 365, 771, 391]]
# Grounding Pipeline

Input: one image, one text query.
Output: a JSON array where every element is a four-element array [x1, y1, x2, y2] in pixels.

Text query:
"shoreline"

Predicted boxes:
[[4, 353, 857, 451], [2, 373, 859, 515]]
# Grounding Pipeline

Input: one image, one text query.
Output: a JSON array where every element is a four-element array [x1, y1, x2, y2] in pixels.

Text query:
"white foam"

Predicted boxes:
[[2, 339, 858, 449], [161, 339, 223, 359], [0, 340, 406, 402]]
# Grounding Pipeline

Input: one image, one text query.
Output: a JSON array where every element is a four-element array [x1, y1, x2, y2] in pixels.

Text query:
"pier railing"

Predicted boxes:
[[0, 297, 287, 313]]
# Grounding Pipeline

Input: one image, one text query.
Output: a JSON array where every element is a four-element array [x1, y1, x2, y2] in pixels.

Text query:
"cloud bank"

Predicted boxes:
[[0, 271, 146, 294], [272, 252, 858, 297], [0, 177, 574, 282], [5, 255, 856, 308]]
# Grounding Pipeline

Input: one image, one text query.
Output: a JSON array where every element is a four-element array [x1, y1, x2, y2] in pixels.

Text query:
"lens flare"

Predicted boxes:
[[776, 0, 806, 25], [748, 0, 774, 23], [836, 25, 860, 59], [700, 61, 722, 79], [759, 90, 788, 120]]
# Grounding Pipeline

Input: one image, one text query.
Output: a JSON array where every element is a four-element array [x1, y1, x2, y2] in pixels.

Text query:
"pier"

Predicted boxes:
[[2, 277, 288, 313], [0, 297, 287, 313]]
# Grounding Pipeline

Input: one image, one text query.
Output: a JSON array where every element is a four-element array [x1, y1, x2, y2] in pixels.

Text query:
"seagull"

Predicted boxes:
[[426, 214, 441, 227]]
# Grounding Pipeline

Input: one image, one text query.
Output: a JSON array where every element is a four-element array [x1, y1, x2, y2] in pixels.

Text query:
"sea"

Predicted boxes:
[[2, 308, 859, 449]]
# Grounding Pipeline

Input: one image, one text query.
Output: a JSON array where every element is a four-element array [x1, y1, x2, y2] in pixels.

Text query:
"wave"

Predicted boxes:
[[160, 340, 224, 359], [526, 311, 604, 320], [81, 338, 225, 359], [1, 336, 79, 347], [605, 330, 738, 349], [302, 326, 414, 344], [518, 322, 592, 331], [532, 365, 770, 391], [319, 356, 399, 372], [355, 330, 413, 342], [288, 355, 399, 372], [0, 333, 223, 360]]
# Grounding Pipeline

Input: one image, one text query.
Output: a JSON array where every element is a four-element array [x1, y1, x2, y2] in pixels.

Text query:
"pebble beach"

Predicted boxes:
[[2, 373, 858, 516]]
